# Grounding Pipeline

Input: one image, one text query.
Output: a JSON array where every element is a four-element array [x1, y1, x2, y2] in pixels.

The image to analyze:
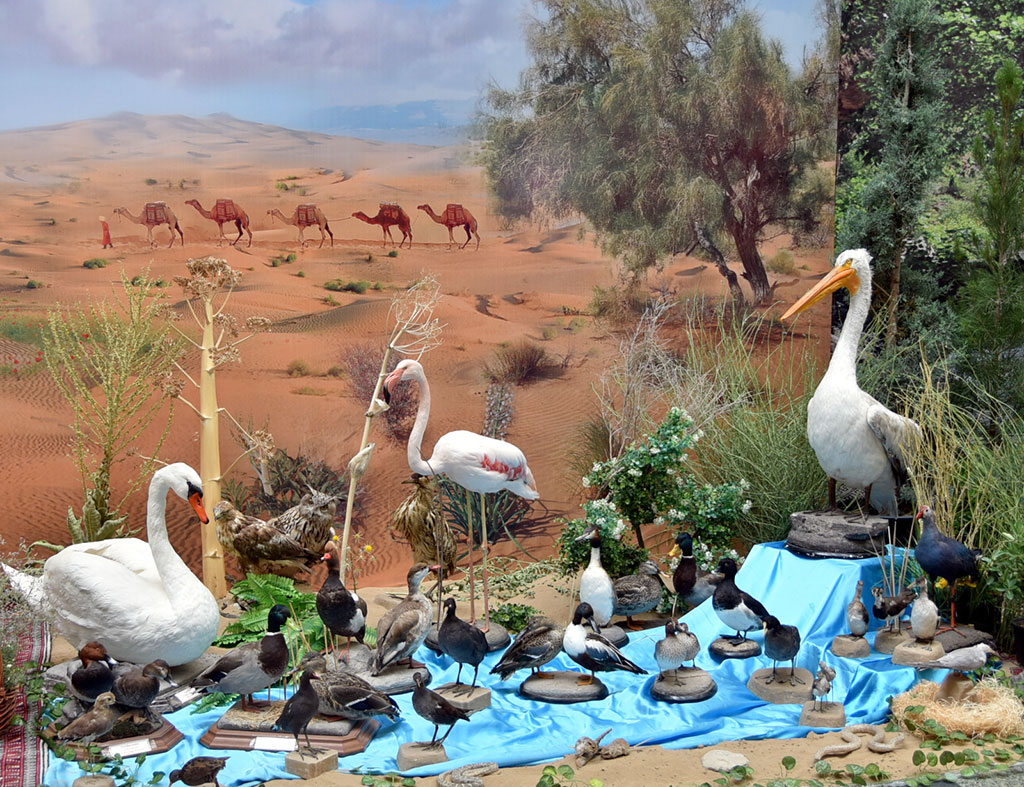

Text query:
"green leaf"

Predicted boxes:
[[815, 760, 833, 775], [962, 767, 976, 777], [913, 750, 926, 766], [851, 776, 866, 786], [939, 750, 954, 765], [558, 765, 575, 779], [782, 755, 796, 771], [542, 766, 556, 776], [927, 753, 938, 767], [403, 780, 416, 787], [589, 780, 604, 787], [361, 779, 375, 787], [906, 779, 919, 787]]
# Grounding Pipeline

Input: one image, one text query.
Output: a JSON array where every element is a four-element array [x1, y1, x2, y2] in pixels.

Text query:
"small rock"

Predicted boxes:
[[701, 749, 750, 772]]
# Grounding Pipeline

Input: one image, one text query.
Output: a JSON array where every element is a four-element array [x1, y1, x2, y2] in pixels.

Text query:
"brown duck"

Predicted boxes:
[[57, 691, 119, 744], [169, 756, 229, 787], [371, 563, 438, 675]]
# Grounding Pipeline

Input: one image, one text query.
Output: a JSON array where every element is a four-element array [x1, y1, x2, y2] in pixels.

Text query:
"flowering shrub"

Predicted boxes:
[[557, 499, 648, 577], [667, 539, 743, 575]]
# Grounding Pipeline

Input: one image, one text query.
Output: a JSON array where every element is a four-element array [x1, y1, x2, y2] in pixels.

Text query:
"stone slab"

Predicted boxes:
[[434, 684, 492, 714], [709, 636, 761, 660], [218, 700, 356, 736], [934, 625, 995, 654], [351, 660, 431, 696], [874, 628, 912, 655], [651, 668, 717, 703], [285, 747, 339, 779], [800, 701, 846, 728], [518, 671, 609, 704], [325, 643, 373, 672], [397, 741, 449, 770], [831, 635, 871, 659], [785, 510, 892, 559], [424, 621, 511, 654], [747, 667, 814, 704], [892, 639, 946, 666], [702, 749, 750, 772]]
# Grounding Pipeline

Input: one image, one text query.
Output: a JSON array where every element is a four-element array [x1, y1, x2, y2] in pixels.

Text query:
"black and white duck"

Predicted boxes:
[[411, 671, 470, 748], [113, 659, 175, 720], [490, 616, 564, 680], [871, 585, 915, 632], [712, 558, 769, 641], [846, 580, 869, 637], [914, 505, 981, 628], [576, 528, 615, 628], [437, 597, 487, 693], [563, 602, 646, 685], [612, 560, 666, 630], [299, 653, 400, 722], [316, 539, 367, 658], [70, 641, 117, 704], [669, 532, 722, 612], [169, 756, 229, 787], [762, 615, 803, 685], [273, 669, 324, 758], [654, 620, 700, 681], [371, 563, 439, 676], [192, 604, 291, 710]]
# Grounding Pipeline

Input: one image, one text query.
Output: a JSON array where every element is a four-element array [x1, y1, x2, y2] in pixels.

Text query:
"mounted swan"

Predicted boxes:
[[782, 249, 919, 515], [2, 463, 220, 666]]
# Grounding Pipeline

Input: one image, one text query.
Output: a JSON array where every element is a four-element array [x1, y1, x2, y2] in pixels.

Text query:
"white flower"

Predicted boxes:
[[582, 477, 591, 488], [627, 468, 641, 477], [742, 500, 753, 514], [592, 462, 602, 473], [650, 447, 660, 454]]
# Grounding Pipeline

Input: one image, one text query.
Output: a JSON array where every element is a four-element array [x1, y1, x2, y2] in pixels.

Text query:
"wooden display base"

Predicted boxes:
[[800, 701, 846, 728], [285, 747, 339, 779], [746, 668, 814, 704], [892, 639, 945, 666], [48, 716, 183, 762], [651, 668, 717, 703], [709, 636, 761, 660], [874, 628, 911, 654], [424, 621, 511, 654], [397, 741, 449, 770], [518, 671, 609, 704], [831, 634, 871, 658], [198, 698, 379, 754], [434, 683, 492, 713]]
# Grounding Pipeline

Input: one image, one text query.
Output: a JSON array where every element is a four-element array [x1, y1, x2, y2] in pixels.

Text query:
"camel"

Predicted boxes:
[[352, 203, 412, 248], [417, 203, 479, 250], [185, 199, 252, 247], [267, 204, 333, 248], [113, 203, 184, 248]]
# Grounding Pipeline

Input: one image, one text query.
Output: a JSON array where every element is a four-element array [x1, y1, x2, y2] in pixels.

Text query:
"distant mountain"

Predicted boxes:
[[301, 100, 476, 145]]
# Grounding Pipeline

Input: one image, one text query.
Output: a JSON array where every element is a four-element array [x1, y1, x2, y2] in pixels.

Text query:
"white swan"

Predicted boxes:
[[3, 463, 220, 666]]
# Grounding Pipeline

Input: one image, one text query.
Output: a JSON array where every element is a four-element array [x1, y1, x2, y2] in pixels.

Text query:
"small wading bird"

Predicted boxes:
[[437, 597, 488, 694], [273, 669, 324, 758], [411, 671, 470, 748], [871, 585, 915, 633], [782, 249, 920, 515], [384, 359, 539, 631], [762, 615, 803, 685], [811, 662, 836, 712]]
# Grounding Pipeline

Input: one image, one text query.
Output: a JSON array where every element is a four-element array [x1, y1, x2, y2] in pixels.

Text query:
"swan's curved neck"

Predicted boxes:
[[146, 477, 204, 599], [827, 269, 872, 380], [406, 370, 436, 477]]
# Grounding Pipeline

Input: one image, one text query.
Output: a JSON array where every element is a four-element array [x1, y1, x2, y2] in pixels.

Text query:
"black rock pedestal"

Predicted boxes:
[[424, 621, 511, 654], [746, 668, 814, 704], [785, 510, 891, 559], [831, 634, 871, 659], [518, 671, 609, 704], [651, 669, 717, 703], [709, 637, 761, 660]]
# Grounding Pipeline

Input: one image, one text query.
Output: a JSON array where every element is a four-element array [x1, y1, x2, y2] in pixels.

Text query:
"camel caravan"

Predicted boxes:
[[110, 196, 480, 250]]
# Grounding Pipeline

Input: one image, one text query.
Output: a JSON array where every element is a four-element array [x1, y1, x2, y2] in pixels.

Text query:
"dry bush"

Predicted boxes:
[[341, 344, 416, 441], [484, 340, 550, 385]]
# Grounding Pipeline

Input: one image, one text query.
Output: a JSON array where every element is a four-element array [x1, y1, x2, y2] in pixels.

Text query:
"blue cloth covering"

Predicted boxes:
[[43, 542, 938, 786]]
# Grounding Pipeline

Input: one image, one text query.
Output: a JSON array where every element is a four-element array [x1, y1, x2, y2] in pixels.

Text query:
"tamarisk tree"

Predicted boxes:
[[169, 256, 272, 595]]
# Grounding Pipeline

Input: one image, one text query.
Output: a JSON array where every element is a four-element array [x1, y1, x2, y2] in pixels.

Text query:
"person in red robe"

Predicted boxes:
[[100, 216, 112, 248]]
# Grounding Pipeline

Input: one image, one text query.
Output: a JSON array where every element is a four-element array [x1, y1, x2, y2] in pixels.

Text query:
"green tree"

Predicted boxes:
[[41, 270, 180, 543], [481, 0, 834, 304]]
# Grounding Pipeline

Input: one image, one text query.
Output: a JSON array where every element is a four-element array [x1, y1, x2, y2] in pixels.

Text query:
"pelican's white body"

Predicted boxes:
[[3, 464, 219, 666], [580, 546, 615, 627]]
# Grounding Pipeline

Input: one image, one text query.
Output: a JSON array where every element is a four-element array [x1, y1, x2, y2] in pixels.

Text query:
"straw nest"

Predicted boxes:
[[890, 679, 1024, 739]]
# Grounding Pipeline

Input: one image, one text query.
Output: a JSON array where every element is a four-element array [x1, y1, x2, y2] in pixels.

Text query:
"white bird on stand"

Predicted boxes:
[[384, 359, 539, 631], [782, 249, 920, 515]]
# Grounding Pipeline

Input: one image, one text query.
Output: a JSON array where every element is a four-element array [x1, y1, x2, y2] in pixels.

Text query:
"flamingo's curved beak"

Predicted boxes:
[[382, 367, 404, 404]]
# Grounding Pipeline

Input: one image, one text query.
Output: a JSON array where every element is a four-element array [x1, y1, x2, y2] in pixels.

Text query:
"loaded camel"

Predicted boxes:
[[352, 203, 412, 249], [113, 203, 184, 248], [185, 199, 252, 247], [417, 203, 479, 250], [267, 205, 333, 248]]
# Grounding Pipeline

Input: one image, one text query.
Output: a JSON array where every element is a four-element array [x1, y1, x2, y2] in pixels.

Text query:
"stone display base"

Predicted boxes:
[[874, 628, 911, 654], [831, 635, 871, 659], [397, 741, 449, 770], [351, 659, 431, 696], [425, 621, 511, 654], [48, 716, 183, 761], [892, 639, 946, 666], [596, 625, 629, 648], [934, 625, 995, 654], [709, 636, 761, 660], [73, 777, 115, 787], [434, 684, 491, 713], [518, 671, 609, 704], [936, 672, 975, 703], [747, 668, 814, 704], [651, 668, 717, 703], [800, 701, 846, 728], [785, 510, 890, 559], [285, 747, 339, 779], [326, 643, 373, 671]]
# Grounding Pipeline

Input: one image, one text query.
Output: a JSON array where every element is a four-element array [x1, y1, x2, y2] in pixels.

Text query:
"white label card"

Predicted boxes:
[[252, 736, 296, 752], [174, 687, 201, 703], [106, 739, 153, 757]]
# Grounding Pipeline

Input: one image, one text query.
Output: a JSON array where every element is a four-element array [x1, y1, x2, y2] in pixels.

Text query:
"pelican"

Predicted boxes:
[[782, 249, 919, 515]]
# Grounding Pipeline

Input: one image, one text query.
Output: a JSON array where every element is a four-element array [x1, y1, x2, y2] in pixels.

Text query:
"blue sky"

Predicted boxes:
[[0, 0, 822, 133]]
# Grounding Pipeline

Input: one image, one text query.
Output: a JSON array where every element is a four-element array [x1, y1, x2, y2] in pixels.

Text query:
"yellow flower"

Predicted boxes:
[[365, 545, 374, 553]]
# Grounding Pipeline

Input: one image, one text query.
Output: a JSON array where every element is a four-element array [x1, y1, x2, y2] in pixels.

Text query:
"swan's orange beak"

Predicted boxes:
[[781, 261, 860, 321], [190, 492, 209, 524]]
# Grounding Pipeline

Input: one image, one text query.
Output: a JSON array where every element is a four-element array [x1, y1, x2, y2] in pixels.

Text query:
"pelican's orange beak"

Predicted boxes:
[[781, 260, 860, 321], [190, 492, 209, 524]]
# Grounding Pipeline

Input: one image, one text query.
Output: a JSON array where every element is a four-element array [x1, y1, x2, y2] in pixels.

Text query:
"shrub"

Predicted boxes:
[[287, 359, 312, 377], [144, 178, 158, 186], [366, 253, 375, 263], [293, 385, 328, 396], [341, 344, 416, 441], [275, 181, 290, 191], [556, 499, 648, 578], [326, 365, 345, 378], [82, 258, 108, 269], [387, 250, 399, 258], [324, 279, 369, 294], [296, 270, 305, 278], [568, 316, 587, 333], [25, 280, 43, 289], [490, 602, 542, 633], [766, 248, 797, 275], [541, 326, 558, 341], [589, 283, 647, 324], [485, 340, 549, 385], [270, 253, 297, 267]]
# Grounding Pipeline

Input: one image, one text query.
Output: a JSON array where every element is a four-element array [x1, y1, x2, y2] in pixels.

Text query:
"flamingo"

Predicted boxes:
[[383, 359, 539, 631]]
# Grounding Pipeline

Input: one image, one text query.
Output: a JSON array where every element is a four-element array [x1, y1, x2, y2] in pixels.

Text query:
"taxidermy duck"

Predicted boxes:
[[437, 597, 488, 693], [669, 532, 722, 612], [762, 615, 803, 685], [316, 539, 367, 657], [113, 660, 175, 721], [712, 558, 770, 641], [70, 642, 117, 704], [299, 652, 400, 722], [576, 527, 615, 628], [846, 580, 870, 637], [914, 505, 980, 628], [2, 463, 219, 666], [214, 500, 319, 576], [782, 249, 920, 515], [612, 559, 667, 629], [273, 669, 324, 758], [655, 620, 700, 680], [910, 576, 939, 642], [563, 602, 646, 685], [411, 671, 470, 748], [371, 563, 439, 676], [192, 604, 292, 710], [57, 691, 119, 744], [871, 584, 915, 632], [169, 756, 230, 787], [490, 615, 564, 680]]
